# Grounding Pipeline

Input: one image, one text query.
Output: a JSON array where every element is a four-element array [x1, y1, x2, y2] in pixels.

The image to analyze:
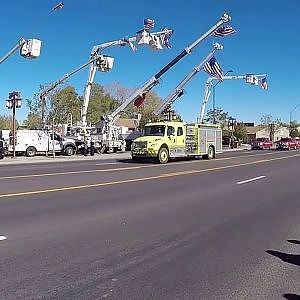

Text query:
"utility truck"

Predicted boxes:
[[8, 130, 76, 157], [39, 25, 173, 154], [131, 121, 222, 163]]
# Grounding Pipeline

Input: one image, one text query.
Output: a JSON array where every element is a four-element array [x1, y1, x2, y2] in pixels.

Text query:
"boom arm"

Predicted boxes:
[[153, 43, 223, 116], [107, 12, 231, 123], [199, 73, 267, 123], [81, 29, 173, 127]]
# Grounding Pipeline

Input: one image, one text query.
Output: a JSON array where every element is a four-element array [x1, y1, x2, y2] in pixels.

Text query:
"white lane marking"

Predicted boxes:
[[95, 162, 119, 166], [237, 175, 266, 185], [0, 235, 7, 241]]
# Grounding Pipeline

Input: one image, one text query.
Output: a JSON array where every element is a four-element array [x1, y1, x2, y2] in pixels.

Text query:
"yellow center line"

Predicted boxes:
[[0, 151, 285, 180], [0, 153, 299, 199]]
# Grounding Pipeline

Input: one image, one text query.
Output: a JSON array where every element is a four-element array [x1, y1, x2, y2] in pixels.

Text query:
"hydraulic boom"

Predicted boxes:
[[106, 12, 231, 124], [153, 43, 223, 116], [199, 73, 267, 123]]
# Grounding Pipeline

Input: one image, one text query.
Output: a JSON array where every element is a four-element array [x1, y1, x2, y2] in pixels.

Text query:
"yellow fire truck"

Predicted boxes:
[[131, 120, 222, 163]]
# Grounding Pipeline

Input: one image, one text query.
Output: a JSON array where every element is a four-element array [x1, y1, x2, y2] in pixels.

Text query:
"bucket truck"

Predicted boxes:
[[37, 26, 173, 152], [0, 38, 41, 64], [199, 73, 267, 123], [96, 13, 232, 155], [131, 43, 224, 163]]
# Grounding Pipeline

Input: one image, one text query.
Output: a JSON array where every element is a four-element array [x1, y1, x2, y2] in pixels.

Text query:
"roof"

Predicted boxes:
[[245, 125, 264, 134], [114, 118, 139, 128]]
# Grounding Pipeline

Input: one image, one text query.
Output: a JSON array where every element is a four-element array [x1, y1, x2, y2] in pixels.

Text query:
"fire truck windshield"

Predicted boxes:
[[143, 125, 166, 136]]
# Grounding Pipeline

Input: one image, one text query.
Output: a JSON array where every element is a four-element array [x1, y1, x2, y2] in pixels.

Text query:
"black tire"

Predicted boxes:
[[203, 146, 215, 160], [64, 146, 74, 156], [158, 147, 169, 164], [26, 146, 36, 157]]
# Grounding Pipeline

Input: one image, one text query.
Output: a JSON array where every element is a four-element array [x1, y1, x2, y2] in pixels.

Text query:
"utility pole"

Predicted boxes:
[[6, 92, 22, 158]]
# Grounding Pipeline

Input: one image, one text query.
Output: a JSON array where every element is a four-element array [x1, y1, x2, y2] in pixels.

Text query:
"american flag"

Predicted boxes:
[[52, 2, 64, 11], [203, 56, 223, 80], [211, 26, 235, 37], [144, 18, 155, 30], [261, 77, 268, 90]]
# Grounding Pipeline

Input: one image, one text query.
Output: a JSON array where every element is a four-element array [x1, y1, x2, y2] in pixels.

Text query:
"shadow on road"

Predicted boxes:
[[283, 294, 300, 300], [266, 250, 300, 267]]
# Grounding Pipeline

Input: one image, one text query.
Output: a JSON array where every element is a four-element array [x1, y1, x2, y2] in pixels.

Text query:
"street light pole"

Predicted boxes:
[[289, 103, 300, 135], [212, 70, 233, 124], [6, 91, 22, 158]]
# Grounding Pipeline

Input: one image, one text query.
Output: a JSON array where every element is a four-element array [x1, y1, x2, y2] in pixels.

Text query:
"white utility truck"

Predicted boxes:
[[8, 130, 76, 157]]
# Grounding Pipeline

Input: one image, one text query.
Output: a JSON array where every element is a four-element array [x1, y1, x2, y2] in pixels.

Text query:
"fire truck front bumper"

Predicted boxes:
[[131, 148, 158, 157]]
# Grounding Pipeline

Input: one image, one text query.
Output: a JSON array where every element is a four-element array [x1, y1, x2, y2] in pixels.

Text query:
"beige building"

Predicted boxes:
[[246, 125, 289, 142]]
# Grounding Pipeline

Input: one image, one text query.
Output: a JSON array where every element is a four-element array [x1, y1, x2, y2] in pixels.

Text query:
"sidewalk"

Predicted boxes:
[[0, 152, 131, 165]]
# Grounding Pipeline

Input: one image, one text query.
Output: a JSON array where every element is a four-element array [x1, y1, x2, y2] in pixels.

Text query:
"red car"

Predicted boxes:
[[276, 137, 298, 150], [251, 137, 273, 150]]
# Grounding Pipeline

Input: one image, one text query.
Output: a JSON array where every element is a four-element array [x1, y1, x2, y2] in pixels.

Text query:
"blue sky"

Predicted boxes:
[[0, 0, 299, 124]]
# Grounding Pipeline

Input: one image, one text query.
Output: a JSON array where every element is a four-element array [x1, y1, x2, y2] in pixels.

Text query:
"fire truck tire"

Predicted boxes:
[[203, 146, 215, 160], [158, 147, 169, 164], [64, 146, 74, 156], [26, 146, 36, 157]]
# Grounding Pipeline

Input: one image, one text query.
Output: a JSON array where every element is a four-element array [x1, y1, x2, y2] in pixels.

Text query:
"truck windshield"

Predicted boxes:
[[143, 125, 165, 136]]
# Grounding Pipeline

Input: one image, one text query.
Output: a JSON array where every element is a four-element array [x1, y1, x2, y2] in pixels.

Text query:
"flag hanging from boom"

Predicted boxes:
[[211, 26, 235, 37], [203, 56, 223, 80], [144, 18, 155, 30], [51, 2, 64, 12], [260, 77, 268, 90]]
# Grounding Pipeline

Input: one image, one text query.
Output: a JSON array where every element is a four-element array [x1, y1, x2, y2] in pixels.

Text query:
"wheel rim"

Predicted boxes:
[[208, 147, 214, 158], [160, 149, 168, 163]]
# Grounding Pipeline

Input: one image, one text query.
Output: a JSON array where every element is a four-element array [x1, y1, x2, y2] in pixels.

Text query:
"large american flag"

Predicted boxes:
[[211, 26, 235, 37], [144, 18, 155, 30], [203, 56, 223, 80]]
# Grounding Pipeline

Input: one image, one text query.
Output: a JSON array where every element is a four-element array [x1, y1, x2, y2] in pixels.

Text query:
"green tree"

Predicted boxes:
[[260, 114, 282, 141], [47, 86, 81, 125], [0, 115, 17, 130], [234, 123, 249, 143], [86, 83, 119, 125], [289, 121, 300, 137], [122, 91, 164, 130], [26, 84, 50, 128], [23, 112, 43, 129], [204, 107, 231, 129]]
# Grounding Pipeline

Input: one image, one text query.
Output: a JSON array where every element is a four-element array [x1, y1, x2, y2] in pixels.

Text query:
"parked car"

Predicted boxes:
[[292, 137, 300, 148], [276, 137, 297, 150], [0, 139, 5, 159], [251, 137, 273, 150]]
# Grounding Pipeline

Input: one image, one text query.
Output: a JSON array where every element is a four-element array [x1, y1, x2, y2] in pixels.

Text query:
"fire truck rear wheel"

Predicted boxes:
[[203, 146, 215, 160], [158, 147, 169, 164], [26, 146, 36, 157]]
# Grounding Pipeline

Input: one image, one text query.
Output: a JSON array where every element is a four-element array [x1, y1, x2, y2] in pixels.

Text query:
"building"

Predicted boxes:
[[246, 125, 289, 143]]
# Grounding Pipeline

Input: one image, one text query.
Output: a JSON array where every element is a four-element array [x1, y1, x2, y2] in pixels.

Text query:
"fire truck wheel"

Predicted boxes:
[[158, 147, 169, 164], [26, 146, 36, 157], [203, 146, 215, 160]]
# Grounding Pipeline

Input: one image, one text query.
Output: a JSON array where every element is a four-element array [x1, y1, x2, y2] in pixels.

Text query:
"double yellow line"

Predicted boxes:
[[0, 152, 298, 199]]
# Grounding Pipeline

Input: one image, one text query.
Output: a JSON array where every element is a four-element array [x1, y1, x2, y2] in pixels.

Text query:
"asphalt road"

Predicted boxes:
[[0, 150, 299, 299]]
